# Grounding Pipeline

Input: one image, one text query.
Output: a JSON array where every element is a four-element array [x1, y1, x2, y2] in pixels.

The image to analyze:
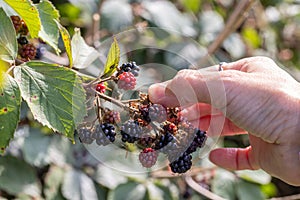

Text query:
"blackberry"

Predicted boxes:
[[154, 131, 174, 150], [120, 120, 142, 143], [185, 129, 207, 154], [139, 148, 158, 168], [19, 19, 29, 35], [149, 104, 167, 123], [117, 72, 136, 90], [95, 82, 106, 93], [78, 128, 94, 144], [169, 152, 192, 174], [19, 43, 37, 61], [103, 110, 121, 124], [93, 123, 116, 146], [137, 135, 156, 148], [35, 46, 45, 59], [10, 16, 21, 32], [117, 61, 140, 77], [17, 36, 28, 45]]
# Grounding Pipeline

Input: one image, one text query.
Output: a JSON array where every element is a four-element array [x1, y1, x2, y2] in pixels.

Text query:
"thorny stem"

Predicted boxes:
[[85, 75, 115, 88]]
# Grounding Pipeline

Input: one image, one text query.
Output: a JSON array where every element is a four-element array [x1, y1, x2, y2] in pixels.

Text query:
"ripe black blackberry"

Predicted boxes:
[[139, 148, 158, 168], [149, 104, 167, 123], [154, 131, 174, 150], [78, 128, 93, 144], [103, 110, 121, 124], [19, 43, 37, 61], [120, 120, 142, 143], [17, 36, 28, 45], [93, 123, 116, 146], [169, 152, 192, 174], [10, 16, 21, 32], [117, 61, 140, 77], [139, 105, 151, 124], [185, 129, 207, 154], [117, 72, 136, 90]]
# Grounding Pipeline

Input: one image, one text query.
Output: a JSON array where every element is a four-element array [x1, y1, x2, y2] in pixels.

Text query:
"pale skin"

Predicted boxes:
[[148, 56, 300, 186]]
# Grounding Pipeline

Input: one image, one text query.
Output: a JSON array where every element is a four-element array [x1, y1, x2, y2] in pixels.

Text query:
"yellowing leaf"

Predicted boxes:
[[56, 21, 72, 67], [3, 0, 41, 38], [102, 37, 120, 78]]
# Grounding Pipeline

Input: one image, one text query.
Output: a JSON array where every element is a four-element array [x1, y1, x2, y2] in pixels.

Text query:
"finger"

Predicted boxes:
[[209, 146, 259, 170], [189, 115, 246, 137], [148, 81, 180, 106], [180, 103, 221, 121]]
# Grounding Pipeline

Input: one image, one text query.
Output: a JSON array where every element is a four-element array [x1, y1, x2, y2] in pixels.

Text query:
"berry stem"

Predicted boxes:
[[86, 75, 115, 88], [96, 91, 138, 112]]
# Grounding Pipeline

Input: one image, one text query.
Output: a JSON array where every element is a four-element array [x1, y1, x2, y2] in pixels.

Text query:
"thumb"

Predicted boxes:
[[209, 146, 259, 170]]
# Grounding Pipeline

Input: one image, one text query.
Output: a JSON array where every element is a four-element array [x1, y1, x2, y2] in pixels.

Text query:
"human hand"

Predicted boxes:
[[148, 56, 300, 186]]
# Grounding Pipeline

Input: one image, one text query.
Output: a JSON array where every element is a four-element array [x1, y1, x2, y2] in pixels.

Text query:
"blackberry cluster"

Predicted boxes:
[[120, 120, 142, 143], [149, 104, 167, 123], [117, 72, 136, 90], [154, 131, 174, 150], [78, 128, 93, 144], [138, 148, 158, 168], [185, 129, 207, 154], [117, 61, 140, 77], [169, 152, 192, 174]]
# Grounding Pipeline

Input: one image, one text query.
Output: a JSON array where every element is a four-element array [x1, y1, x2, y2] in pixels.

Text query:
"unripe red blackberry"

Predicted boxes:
[[149, 104, 167, 123], [78, 128, 94, 144], [139, 148, 158, 168], [117, 72, 136, 90], [19, 43, 37, 61], [95, 82, 106, 93], [10, 16, 21, 32], [103, 110, 121, 124]]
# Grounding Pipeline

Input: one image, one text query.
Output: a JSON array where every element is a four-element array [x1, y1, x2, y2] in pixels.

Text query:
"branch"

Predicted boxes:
[[192, 0, 256, 69], [185, 176, 226, 200]]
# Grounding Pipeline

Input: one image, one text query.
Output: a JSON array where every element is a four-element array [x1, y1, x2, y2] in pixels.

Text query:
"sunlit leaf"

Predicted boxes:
[[56, 21, 72, 67], [37, 0, 60, 53], [0, 72, 21, 154], [102, 37, 120, 78], [107, 181, 146, 200], [3, 0, 41, 38], [14, 61, 86, 141], [71, 28, 99, 69], [0, 7, 17, 62]]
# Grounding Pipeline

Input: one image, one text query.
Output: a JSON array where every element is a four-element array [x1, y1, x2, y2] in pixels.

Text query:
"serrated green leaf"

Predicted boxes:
[[44, 165, 65, 200], [62, 168, 98, 200], [13, 61, 86, 141], [56, 21, 73, 67], [71, 28, 99, 69], [3, 0, 41, 38], [102, 37, 120, 78], [0, 7, 17, 62], [0, 156, 41, 197], [0, 72, 21, 154], [37, 0, 60, 54]]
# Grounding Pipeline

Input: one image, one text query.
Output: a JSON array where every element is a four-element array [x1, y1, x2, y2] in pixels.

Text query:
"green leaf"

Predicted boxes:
[[236, 169, 271, 185], [23, 128, 52, 167], [182, 0, 201, 13], [211, 169, 237, 200], [14, 61, 86, 141], [102, 37, 120, 78], [0, 73, 21, 154], [62, 168, 98, 200], [236, 180, 264, 200], [44, 165, 65, 200], [3, 0, 41, 38], [71, 28, 100, 69], [0, 7, 17, 62], [242, 27, 262, 49], [107, 181, 146, 200], [0, 156, 41, 197], [56, 21, 73, 67], [37, 0, 60, 53]]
